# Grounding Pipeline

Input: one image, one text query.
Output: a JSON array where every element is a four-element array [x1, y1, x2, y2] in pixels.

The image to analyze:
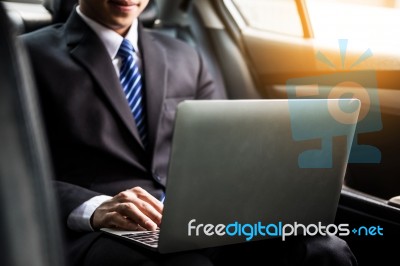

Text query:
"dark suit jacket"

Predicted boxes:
[[22, 10, 221, 225]]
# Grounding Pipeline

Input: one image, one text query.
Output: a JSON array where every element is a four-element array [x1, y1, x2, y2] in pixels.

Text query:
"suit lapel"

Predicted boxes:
[[139, 26, 168, 158], [64, 11, 145, 150]]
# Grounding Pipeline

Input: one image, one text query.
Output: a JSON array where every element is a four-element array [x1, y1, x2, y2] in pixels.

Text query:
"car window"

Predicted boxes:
[[306, 0, 400, 44], [231, 0, 303, 37], [231, 0, 400, 45]]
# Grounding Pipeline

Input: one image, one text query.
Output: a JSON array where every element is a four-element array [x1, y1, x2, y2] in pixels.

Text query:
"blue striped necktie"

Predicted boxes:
[[118, 39, 147, 147]]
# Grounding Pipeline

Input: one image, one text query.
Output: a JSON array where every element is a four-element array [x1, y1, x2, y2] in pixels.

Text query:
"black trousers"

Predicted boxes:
[[66, 232, 357, 266]]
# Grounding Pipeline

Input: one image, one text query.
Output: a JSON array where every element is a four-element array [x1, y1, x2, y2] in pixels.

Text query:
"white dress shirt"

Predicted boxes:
[[67, 6, 143, 232]]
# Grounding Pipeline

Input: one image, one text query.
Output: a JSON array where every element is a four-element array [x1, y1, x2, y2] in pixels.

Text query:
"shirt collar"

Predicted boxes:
[[76, 5, 139, 60]]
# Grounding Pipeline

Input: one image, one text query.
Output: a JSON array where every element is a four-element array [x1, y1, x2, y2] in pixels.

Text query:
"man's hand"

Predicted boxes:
[[91, 187, 163, 231]]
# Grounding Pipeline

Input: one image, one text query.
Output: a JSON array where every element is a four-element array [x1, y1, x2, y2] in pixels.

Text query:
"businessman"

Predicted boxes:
[[22, 0, 357, 265]]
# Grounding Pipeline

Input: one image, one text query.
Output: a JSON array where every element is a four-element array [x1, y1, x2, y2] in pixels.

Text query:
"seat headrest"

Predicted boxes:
[[139, 0, 159, 27]]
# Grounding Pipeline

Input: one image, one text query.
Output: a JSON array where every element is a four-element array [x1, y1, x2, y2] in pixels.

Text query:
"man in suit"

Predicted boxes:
[[22, 0, 358, 265]]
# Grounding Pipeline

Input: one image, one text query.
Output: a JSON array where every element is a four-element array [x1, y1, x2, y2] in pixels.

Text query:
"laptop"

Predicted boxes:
[[101, 99, 360, 253]]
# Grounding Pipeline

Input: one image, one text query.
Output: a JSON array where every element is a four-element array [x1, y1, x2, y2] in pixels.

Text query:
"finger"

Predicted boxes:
[[112, 202, 158, 231], [103, 212, 141, 231], [131, 187, 164, 213], [115, 188, 163, 214], [131, 197, 162, 225], [113, 188, 162, 227]]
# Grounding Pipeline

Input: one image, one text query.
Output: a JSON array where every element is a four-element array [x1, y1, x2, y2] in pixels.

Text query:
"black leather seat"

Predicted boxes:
[[2, 0, 52, 34], [0, 2, 65, 266]]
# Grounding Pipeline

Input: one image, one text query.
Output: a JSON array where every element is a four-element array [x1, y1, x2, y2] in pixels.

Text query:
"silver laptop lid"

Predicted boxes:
[[159, 99, 360, 253]]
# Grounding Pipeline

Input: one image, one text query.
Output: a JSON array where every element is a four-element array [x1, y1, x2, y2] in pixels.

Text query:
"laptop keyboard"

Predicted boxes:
[[121, 231, 160, 248]]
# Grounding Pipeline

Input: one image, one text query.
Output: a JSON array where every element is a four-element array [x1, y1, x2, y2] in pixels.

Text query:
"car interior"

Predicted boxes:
[[1, 0, 399, 265]]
